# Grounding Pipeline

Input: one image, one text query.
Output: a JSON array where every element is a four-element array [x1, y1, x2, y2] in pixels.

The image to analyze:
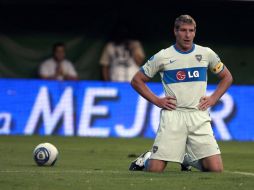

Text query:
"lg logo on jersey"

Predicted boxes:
[[176, 70, 200, 80]]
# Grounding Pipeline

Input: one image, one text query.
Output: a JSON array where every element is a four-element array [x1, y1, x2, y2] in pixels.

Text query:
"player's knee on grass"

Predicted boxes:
[[202, 155, 224, 172], [146, 159, 167, 173], [202, 164, 224, 172]]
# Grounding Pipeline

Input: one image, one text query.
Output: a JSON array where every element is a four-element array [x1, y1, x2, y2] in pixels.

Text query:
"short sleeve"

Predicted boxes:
[[140, 50, 164, 78], [39, 60, 55, 78], [100, 43, 113, 66], [64, 61, 78, 77], [129, 40, 145, 59], [207, 48, 224, 74]]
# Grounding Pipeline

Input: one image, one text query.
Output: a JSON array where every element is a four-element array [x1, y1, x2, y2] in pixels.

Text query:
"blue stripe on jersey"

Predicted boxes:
[[163, 67, 207, 84]]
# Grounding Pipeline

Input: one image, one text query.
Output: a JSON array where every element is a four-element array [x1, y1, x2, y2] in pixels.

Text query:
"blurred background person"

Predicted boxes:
[[39, 42, 78, 80], [100, 26, 145, 82]]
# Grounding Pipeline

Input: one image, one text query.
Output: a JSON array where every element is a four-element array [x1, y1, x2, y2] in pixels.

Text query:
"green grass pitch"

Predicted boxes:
[[0, 136, 254, 190]]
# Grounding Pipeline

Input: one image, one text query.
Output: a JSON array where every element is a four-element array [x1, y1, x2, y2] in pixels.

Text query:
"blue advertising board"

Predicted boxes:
[[0, 79, 253, 141]]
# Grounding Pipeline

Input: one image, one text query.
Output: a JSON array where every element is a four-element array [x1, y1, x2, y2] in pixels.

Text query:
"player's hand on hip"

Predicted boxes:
[[156, 96, 177, 110], [198, 96, 216, 111]]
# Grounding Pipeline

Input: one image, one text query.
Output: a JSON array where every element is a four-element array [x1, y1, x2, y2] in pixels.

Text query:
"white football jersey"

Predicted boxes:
[[141, 44, 224, 111], [39, 58, 78, 80], [100, 41, 144, 82]]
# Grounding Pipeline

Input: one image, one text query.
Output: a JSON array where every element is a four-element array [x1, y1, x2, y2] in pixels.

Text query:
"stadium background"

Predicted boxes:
[[0, 0, 254, 84]]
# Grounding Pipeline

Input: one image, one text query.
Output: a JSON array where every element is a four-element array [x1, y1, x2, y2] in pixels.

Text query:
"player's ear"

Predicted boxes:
[[174, 28, 177, 36]]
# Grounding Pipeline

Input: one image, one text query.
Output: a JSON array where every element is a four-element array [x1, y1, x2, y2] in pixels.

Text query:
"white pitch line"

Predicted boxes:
[[1, 170, 254, 177], [225, 170, 254, 177]]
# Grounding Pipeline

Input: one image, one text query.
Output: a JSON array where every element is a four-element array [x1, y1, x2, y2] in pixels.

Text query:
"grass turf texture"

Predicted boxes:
[[0, 136, 254, 190]]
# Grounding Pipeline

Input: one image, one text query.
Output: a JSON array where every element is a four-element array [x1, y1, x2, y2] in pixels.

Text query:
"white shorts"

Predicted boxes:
[[150, 109, 221, 163]]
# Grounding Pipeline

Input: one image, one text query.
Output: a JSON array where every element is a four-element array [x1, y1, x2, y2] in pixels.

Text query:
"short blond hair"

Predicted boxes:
[[174, 15, 196, 30]]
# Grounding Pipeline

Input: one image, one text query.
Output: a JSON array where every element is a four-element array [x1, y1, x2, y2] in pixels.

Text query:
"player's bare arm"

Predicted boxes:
[[131, 71, 176, 110], [102, 65, 110, 81], [199, 66, 233, 110], [64, 75, 78, 80], [129, 41, 145, 66]]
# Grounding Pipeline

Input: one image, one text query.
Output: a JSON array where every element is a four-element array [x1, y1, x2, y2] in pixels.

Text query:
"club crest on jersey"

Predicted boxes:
[[195, 54, 202, 62], [176, 71, 186, 80]]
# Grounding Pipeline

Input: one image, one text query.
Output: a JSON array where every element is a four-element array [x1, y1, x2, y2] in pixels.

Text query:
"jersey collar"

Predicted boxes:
[[173, 44, 195, 54]]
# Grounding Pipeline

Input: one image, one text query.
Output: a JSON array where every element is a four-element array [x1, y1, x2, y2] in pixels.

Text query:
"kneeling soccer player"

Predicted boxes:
[[129, 14, 233, 172]]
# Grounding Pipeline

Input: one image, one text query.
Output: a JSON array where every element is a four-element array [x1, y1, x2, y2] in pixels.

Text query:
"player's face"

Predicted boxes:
[[174, 23, 196, 51], [54, 46, 65, 62]]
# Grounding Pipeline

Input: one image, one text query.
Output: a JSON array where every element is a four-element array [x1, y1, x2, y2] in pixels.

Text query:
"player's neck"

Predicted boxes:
[[54, 57, 64, 63], [174, 43, 195, 54]]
